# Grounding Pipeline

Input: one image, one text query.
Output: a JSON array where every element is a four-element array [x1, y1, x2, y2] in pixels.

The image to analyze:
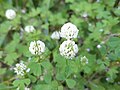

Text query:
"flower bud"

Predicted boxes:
[[5, 9, 16, 20]]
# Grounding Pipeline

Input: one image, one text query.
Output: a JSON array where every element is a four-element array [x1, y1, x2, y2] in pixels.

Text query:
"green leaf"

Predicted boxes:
[[69, 61, 79, 73], [13, 32, 20, 42], [115, 47, 120, 59], [44, 73, 52, 84], [28, 62, 41, 76], [0, 21, 11, 33], [108, 53, 118, 61], [23, 79, 31, 86], [5, 33, 20, 53], [17, 44, 31, 57], [0, 68, 6, 75], [5, 41, 18, 53], [58, 86, 63, 90], [83, 66, 91, 74], [99, 45, 107, 56], [107, 67, 118, 78], [107, 37, 120, 48], [41, 61, 53, 70], [51, 80, 58, 90], [13, 79, 30, 88], [28, 74, 37, 83], [65, 0, 74, 3], [56, 72, 66, 81], [66, 79, 76, 88], [4, 52, 19, 65], [0, 84, 16, 90], [34, 84, 51, 90], [90, 83, 105, 90]]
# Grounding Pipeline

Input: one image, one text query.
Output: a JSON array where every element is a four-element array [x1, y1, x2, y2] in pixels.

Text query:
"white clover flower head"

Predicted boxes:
[[82, 12, 88, 18], [5, 9, 16, 20], [60, 22, 79, 39], [29, 40, 45, 55], [14, 62, 30, 76], [80, 56, 88, 65], [25, 25, 35, 33], [51, 31, 60, 39], [97, 44, 101, 49], [59, 40, 78, 59]]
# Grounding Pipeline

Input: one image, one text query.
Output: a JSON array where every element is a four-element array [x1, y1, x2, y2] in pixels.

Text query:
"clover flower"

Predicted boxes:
[[25, 25, 35, 33], [29, 40, 45, 55], [14, 62, 30, 76], [60, 22, 79, 39], [51, 31, 60, 40], [5, 9, 16, 20], [97, 44, 101, 49], [59, 40, 78, 59], [80, 56, 88, 65]]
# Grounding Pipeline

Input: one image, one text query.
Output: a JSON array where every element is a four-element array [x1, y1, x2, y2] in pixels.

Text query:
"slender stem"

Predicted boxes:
[[88, 72, 98, 83], [15, 0, 19, 10], [2, 76, 17, 84], [66, 59, 68, 66]]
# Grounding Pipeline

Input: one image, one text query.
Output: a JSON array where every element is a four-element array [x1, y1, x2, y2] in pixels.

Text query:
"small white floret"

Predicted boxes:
[[97, 44, 101, 49], [106, 77, 110, 81], [26, 68, 30, 72], [86, 48, 90, 52], [25, 25, 35, 33], [51, 31, 60, 39]]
